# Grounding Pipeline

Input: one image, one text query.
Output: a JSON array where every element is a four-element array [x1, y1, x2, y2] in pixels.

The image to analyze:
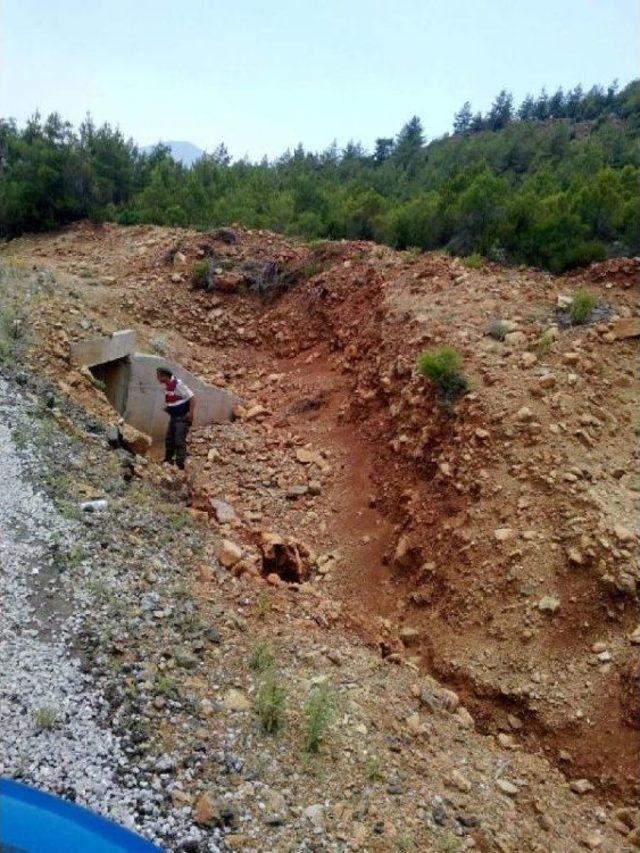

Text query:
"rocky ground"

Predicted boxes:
[[0, 224, 638, 851]]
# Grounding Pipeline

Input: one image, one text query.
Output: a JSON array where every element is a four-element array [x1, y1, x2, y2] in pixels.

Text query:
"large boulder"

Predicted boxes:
[[119, 424, 152, 456]]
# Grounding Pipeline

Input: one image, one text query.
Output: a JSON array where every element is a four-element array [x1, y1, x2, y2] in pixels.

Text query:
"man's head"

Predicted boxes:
[[156, 367, 172, 383]]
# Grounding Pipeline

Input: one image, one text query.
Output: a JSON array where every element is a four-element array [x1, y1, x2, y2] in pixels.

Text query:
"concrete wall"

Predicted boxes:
[[70, 330, 239, 442], [70, 330, 137, 368], [125, 354, 239, 442]]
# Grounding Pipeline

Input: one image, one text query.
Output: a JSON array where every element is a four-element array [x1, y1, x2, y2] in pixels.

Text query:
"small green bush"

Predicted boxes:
[[32, 706, 59, 730], [0, 305, 18, 362], [303, 683, 334, 753], [570, 289, 597, 325], [536, 328, 556, 352], [191, 260, 213, 289], [154, 676, 177, 696], [249, 642, 275, 672], [487, 320, 509, 341], [418, 347, 469, 408], [366, 755, 384, 781], [255, 671, 286, 734], [254, 593, 273, 621], [462, 252, 483, 269]]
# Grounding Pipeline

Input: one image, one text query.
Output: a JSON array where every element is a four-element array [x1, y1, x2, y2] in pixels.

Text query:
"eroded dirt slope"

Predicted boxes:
[[3, 222, 639, 825]]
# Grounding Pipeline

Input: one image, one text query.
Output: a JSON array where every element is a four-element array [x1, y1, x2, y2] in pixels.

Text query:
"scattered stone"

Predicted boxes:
[[210, 499, 237, 524], [303, 803, 325, 829], [507, 714, 524, 732], [455, 706, 475, 729], [295, 448, 323, 465], [538, 595, 561, 614], [567, 547, 584, 566], [570, 779, 595, 795], [496, 779, 519, 797], [538, 373, 556, 389], [514, 407, 533, 422], [610, 317, 640, 340], [613, 524, 635, 543], [399, 626, 421, 646], [580, 832, 603, 849], [448, 769, 472, 794], [223, 689, 251, 712], [286, 484, 309, 499], [218, 539, 243, 567], [494, 527, 514, 542], [119, 424, 152, 456]]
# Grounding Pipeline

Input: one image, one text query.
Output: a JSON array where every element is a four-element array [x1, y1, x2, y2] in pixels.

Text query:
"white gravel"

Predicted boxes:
[[0, 379, 215, 851]]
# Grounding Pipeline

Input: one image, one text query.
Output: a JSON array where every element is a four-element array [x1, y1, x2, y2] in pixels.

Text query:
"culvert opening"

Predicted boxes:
[[88, 357, 131, 416], [259, 533, 314, 584]]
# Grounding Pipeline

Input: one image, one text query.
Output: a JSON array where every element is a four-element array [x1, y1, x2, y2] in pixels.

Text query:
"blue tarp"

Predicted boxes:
[[0, 779, 163, 852]]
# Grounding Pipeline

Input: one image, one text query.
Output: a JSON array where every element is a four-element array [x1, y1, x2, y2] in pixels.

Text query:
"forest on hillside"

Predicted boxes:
[[1, 80, 639, 272]]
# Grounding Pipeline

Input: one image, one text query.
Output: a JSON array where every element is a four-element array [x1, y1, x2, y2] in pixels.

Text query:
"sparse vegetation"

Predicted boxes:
[[303, 682, 335, 753], [570, 289, 598, 325], [487, 320, 509, 341], [437, 834, 462, 853], [255, 671, 286, 734], [191, 259, 213, 290], [462, 253, 483, 269], [302, 261, 324, 279], [0, 304, 19, 363], [536, 328, 556, 353], [249, 641, 276, 673], [418, 347, 469, 408], [254, 592, 273, 621], [154, 676, 178, 696], [366, 755, 385, 781], [395, 834, 415, 852], [31, 706, 59, 730]]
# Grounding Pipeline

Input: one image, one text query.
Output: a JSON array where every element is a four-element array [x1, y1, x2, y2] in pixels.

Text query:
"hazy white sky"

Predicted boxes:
[[2, 0, 638, 159]]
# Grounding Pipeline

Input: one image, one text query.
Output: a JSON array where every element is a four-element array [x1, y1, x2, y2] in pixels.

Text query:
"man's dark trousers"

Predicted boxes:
[[165, 415, 190, 468]]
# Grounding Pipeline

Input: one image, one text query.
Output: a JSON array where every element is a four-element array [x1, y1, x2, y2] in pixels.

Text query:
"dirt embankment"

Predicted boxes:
[[3, 222, 639, 818]]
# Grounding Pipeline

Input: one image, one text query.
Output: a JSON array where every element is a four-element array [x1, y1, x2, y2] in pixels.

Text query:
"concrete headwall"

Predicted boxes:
[[125, 354, 239, 442], [70, 330, 239, 442], [70, 330, 137, 368]]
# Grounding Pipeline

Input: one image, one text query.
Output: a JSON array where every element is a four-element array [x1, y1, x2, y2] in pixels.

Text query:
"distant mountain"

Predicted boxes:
[[142, 140, 204, 167]]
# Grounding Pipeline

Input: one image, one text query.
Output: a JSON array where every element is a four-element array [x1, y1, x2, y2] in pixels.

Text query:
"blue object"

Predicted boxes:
[[0, 779, 163, 852]]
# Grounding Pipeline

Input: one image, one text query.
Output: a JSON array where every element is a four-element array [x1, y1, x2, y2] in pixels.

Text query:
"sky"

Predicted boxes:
[[1, 0, 638, 160]]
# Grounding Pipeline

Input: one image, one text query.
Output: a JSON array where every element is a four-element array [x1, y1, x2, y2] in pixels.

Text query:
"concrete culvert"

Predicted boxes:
[[70, 330, 239, 446]]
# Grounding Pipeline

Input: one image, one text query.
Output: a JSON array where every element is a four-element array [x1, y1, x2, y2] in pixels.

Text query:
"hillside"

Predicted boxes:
[[142, 141, 205, 167], [1, 222, 638, 850]]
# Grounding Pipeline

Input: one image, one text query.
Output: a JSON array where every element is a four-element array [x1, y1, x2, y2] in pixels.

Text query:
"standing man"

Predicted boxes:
[[156, 367, 195, 470]]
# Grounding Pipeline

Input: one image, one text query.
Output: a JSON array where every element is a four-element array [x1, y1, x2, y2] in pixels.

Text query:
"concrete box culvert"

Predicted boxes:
[[71, 331, 240, 443]]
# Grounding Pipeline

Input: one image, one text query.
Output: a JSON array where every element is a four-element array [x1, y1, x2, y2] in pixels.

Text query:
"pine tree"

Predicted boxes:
[[488, 90, 514, 130], [394, 117, 425, 168], [374, 137, 394, 165], [518, 94, 536, 121], [453, 102, 473, 135]]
